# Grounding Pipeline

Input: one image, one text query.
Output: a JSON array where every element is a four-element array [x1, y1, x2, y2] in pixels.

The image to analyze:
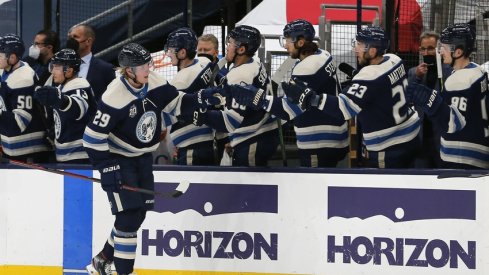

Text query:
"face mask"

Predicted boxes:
[[422, 54, 436, 66], [29, 45, 40, 59]]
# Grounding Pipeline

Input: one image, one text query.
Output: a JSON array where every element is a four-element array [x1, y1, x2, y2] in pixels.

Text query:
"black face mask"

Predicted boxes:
[[423, 55, 438, 88], [65, 37, 80, 53], [197, 53, 216, 62], [423, 54, 436, 66]]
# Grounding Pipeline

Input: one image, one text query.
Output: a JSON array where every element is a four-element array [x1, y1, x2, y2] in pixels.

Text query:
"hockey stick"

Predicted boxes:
[[0, 157, 189, 198], [269, 57, 297, 167], [437, 172, 489, 179]]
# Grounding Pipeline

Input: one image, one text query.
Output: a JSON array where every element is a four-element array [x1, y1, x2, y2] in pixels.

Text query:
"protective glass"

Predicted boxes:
[[437, 42, 454, 54], [166, 47, 177, 55], [279, 36, 295, 48], [225, 36, 239, 48], [351, 39, 368, 52], [48, 63, 65, 73], [131, 60, 154, 73]]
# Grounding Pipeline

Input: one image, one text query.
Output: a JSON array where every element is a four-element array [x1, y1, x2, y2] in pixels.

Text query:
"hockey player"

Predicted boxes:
[[192, 25, 279, 166], [0, 34, 52, 162], [163, 27, 215, 165], [197, 33, 231, 163], [230, 19, 349, 167], [278, 26, 420, 168], [83, 43, 223, 275], [407, 23, 489, 169], [34, 48, 96, 163]]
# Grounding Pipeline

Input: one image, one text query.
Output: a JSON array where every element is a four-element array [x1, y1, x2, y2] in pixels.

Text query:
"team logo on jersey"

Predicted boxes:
[[0, 96, 6, 111], [136, 111, 157, 143], [129, 104, 137, 118], [53, 109, 61, 139]]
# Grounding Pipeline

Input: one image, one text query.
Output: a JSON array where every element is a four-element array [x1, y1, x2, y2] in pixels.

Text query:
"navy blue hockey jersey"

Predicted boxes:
[[267, 49, 348, 150], [0, 62, 51, 156], [439, 63, 489, 168], [83, 71, 196, 167], [51, 78, 96, 162], [320, 54, 420, 152], [207, 58, 278, 147], [164, 56, 214, 148]]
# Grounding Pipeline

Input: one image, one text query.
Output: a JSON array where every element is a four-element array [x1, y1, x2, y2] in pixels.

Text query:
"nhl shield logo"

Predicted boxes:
[[136, 111, 157, 143], [129, 104, 137, 118]]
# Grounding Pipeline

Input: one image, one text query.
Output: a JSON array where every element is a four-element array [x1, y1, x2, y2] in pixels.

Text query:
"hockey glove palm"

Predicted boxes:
[[406, 82, 442, 116], [282, 78, 320, 110], [99, 163, 123, 192], [230, 84, 267, 110], [34, 86, 68, 109]]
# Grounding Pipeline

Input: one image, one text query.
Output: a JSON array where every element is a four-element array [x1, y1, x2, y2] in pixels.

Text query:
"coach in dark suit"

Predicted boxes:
[[68, 24, 115, 101]]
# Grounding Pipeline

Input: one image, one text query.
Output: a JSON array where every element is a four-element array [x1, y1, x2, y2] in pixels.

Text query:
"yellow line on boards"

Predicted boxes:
[[0, 266, 63, 275]]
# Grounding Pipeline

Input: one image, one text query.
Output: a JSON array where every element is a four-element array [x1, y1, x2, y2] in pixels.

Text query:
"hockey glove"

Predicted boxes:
[[192, 109, 207, 126], [99, 162, 123, 192], [197, 87, 226, 109], [406, 82, 443, 116], [230, 84, 268, 110], [34, 86, 68, 109], [282, 78, 320, 110]]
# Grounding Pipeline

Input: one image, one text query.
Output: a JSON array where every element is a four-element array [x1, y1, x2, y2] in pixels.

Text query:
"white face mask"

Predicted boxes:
[[28, 45, 40, 59]]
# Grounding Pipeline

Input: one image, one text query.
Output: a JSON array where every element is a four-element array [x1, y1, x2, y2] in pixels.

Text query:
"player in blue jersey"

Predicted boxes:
[[34, 48, 96, 163], [83, 43, 223, 275], [192, 25, 280, 166], [407, 23, 489, 169], [163, 27, 215, 165], [0, 34, 52, 162], [230, 19, 349, 167], [277, 26, 421, 168]]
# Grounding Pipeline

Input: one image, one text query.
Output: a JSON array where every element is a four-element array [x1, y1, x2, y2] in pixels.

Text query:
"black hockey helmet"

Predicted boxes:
[[355, 26, 389, 53], [165, 27, 198, 54], [283, 19, 315, 42], [50, 48, 81, 73], [227, 25, 261, 55], [0, 34, 25, 57], [440, 23, 475, 55], [118, 42, 152, 67]]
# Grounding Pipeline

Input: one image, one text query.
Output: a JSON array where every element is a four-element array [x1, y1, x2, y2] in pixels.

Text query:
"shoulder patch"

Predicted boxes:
[[62, 77, 91, 92], [101, 78, 137, 109], [445, 66, 485, 92], [293, 50, 331, 76], [6, 65, 35, 89], [226, 59, 261, 85]]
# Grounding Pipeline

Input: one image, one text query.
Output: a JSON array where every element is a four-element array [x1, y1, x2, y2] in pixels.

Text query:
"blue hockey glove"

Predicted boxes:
[[282, 78, 320, 110], [406, 82, 443, 116], [197, 87, 227, 108], [230, 84, 268, 110], [99, 162, 123, 192], [34, 86, 68, 109]]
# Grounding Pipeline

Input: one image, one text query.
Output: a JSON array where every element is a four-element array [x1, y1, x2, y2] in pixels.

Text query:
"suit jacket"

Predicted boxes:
[[87, 57, 115, 102]]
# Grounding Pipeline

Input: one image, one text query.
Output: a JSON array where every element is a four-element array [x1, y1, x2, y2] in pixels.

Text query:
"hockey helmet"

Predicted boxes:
[[227, 25, 261, 55], [0, 34, 25, 57], [49, 48, 81, 73], [165, 27, 198, 54], [118, 43, 152, 67], [355, 26, 389, 53], [440, 23, 475, 54], [283, 19, 315, 41]]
